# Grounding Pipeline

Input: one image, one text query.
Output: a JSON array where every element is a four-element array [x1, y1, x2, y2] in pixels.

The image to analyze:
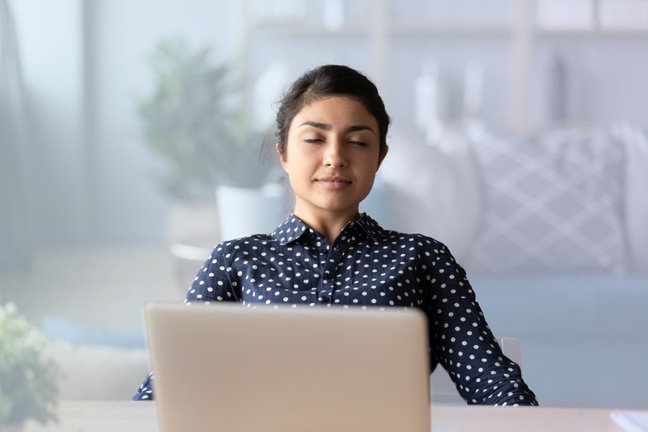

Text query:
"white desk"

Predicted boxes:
[[20, 401, 631, 432]]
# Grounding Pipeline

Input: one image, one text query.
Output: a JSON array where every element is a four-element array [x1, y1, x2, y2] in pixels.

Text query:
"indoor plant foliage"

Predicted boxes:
[[0, 301, 59, 428], [139, 39, 279, 201]]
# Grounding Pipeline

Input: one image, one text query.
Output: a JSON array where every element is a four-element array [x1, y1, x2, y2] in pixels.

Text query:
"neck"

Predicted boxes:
[[293, 207, 360, 246]]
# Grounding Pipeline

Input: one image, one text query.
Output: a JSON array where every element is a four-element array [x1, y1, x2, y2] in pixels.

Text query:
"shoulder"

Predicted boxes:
[[385, 233, 464, 276], [210, 233, 277, 258], [379, 227, 452, 254], [360, 214, 454, 255], [197, 234, 278, 275], [387, 230, 445, 246], [218, 233, 276, 248]]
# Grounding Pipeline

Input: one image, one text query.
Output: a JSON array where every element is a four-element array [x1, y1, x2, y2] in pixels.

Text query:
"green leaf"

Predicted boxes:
[[0, 301, 59, 427]]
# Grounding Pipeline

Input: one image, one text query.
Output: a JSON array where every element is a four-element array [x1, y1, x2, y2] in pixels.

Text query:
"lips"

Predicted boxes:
[[316, 175, 352, 189]]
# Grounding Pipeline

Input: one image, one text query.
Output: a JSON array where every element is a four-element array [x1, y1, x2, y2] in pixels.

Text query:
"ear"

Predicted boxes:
[[276, 142, 288, 170], [377, 145, 389, 170]]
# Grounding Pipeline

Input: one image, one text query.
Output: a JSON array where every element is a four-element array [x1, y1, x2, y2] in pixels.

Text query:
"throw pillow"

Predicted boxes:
[[464, 127, 627, 274]]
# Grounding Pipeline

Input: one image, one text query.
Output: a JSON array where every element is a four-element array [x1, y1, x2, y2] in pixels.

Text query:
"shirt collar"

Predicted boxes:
[[271, 213, 387, 245], [271, 214, 309, 245], [354, 213, 388, 241]]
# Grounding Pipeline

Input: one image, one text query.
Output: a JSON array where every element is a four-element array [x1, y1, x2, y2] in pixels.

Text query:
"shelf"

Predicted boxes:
[[248, 23, 648, 38], [536, 28, 648, 36], [391, 25, 511, 37], [248, 21, 370, 36], [238, 0, 648, 133]]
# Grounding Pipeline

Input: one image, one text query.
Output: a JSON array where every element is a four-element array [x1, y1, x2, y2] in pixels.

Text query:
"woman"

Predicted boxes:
[[134, 64, 537, 406]]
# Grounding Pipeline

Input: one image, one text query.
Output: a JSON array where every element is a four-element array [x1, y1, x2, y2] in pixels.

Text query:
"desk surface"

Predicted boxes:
[[22, 401, 628, 432]]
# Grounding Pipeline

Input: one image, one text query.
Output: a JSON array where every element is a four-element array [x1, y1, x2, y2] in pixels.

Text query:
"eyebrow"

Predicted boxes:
[[298, 121, 376, 135]]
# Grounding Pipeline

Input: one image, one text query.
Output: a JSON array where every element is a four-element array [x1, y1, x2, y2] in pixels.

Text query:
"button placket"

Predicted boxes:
[[318, 253, 333, 303]]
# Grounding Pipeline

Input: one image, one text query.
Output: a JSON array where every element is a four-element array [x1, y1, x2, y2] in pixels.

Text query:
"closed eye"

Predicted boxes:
[[349, 140, 368, 147], [304, 138, 324, 144]]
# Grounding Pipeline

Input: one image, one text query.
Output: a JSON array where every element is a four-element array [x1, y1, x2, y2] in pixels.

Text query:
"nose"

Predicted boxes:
[[323, 140, 347, 168]]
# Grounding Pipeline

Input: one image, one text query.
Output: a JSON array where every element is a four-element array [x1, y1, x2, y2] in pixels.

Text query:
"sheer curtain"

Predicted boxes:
[[0, 0, 32, 272]]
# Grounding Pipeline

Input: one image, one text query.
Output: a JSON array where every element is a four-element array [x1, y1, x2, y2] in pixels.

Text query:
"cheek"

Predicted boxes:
[[281, 154, 309, 180], [284, 144, 318, 169], [357, 154, 381, 175], [279, 143, 297, 172]]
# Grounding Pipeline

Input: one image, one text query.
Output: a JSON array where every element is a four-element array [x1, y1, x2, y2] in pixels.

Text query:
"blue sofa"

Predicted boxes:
[[376, 124, 648, 408]]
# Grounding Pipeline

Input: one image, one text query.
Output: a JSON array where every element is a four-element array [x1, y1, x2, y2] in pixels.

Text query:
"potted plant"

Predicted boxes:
[[139, 39, 285, 241], [0, 301, 59, 431]]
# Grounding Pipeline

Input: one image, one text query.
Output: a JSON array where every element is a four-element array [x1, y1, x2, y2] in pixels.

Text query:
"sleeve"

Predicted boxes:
[[184, 243, 240, 304], [132, 243, 239, 401], [132, 371, 154, 400], [424, 241, 538, 406]]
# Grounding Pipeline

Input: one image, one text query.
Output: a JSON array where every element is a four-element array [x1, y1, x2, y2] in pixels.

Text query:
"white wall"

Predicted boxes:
[[10, 0, 88, 245]]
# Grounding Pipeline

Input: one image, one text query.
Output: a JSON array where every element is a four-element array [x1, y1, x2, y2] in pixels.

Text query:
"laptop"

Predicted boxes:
[[145, 302, 431, 432]]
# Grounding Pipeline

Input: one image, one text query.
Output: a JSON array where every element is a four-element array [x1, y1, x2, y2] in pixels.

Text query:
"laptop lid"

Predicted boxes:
[[145, 302, 431, 432]]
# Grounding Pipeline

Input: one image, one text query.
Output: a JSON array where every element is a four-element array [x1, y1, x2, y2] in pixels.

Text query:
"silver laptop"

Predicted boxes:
[[145, 302, 431, 432]]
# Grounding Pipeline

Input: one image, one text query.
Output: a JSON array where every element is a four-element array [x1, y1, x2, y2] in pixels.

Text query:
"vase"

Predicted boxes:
[[215, 183, 286, 240], [166, 200, 220, 242]]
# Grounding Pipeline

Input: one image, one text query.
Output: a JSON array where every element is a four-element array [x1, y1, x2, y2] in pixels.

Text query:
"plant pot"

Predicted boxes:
[[166, 200, 220, 242], [215, 183, 286, 240]]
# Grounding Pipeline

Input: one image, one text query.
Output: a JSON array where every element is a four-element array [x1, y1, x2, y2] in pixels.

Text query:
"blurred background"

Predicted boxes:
[[1, 0, 647, 408]]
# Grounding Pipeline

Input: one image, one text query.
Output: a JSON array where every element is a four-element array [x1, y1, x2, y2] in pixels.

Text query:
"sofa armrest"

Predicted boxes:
[[45, 341, 149, 400]]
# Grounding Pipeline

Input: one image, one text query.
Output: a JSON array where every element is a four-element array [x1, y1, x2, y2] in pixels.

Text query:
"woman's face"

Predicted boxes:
[[279, 96, 386, 221]]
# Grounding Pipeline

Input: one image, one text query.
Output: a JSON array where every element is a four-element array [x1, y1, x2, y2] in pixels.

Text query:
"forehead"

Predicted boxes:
[[290, 96, 377, 130]]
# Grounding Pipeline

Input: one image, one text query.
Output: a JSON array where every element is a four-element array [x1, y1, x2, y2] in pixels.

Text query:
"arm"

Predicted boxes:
[[132, 371, 154, 400], [425, 242, 538, 406], [184, 243, 240, 304]]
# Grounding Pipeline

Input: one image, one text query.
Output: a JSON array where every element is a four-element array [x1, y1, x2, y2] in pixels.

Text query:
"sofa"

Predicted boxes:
[[376, 122, 648, 408], [44, 339, 149, 401]]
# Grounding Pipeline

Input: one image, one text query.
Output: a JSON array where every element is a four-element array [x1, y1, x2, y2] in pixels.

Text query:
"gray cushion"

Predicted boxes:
[[465, 128, 627, 274]]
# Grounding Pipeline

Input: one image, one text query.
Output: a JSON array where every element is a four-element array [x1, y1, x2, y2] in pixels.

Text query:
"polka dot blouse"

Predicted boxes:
[[134, 213, 537, 406]]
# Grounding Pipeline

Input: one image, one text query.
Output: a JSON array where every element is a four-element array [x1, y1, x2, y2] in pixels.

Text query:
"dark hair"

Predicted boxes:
[[275, 64, 390, 157]]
